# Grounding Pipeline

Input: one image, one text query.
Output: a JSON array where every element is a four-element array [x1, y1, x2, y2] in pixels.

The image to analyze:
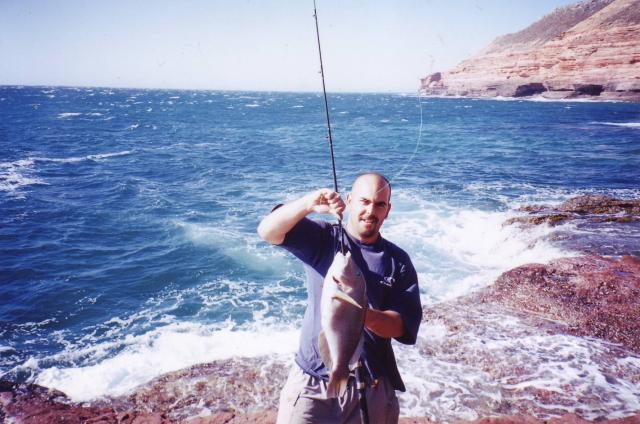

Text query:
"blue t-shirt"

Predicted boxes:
[[280, 217, 422, 392]]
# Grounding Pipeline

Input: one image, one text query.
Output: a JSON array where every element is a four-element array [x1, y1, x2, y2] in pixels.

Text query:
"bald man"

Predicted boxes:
[[258, 173, 422, 424]]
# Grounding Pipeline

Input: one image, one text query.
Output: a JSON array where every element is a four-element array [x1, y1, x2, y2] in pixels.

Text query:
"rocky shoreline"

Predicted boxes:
[[420, 0, 640, 102], [2, 377, 639, 423], [2, 196, 639, 423]]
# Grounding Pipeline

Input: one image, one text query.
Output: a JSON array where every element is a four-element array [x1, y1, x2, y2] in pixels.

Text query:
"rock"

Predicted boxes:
[[0, 382, 114, 423], [113, 356, 288, 421], [480, 255, 640, 353], [514, 83, 547, 97], [573, 83, 604, 95], [400, 418, 438, 423], [421, 72, 442, 87], [458, 416, 550, 424], [131, 413, 165, 424], [557, 195, 640, 215], [505, 195, 640, 227], [421, 0, 640, 101], [416, 254, 639, 421], [504, 213, 572, 226]]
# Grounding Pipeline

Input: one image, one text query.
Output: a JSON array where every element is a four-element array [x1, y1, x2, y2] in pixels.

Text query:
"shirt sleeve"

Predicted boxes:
[[279, 217, 334, 273], [389, 260, 422, 345]]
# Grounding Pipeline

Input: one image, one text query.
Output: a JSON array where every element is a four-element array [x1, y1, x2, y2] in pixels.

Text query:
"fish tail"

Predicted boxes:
[[326, 368, 350, 399]]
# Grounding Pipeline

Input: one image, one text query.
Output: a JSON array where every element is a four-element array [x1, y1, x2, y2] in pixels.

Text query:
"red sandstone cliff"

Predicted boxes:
[[421, 0, 640, 101]]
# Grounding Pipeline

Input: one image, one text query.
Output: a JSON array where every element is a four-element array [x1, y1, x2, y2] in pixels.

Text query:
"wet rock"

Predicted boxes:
[[459, 416, 553, 424], [504, 213, 572, 226], [0, 380, 171, 423], [112, 356, 288, 421], [506, 195, 640, 227], [558, 195, 640, 215], [0, 382, 104, 423], [480, 255, 640, 353], [185, 411, 277, 423], [416, 254, 640, 422]]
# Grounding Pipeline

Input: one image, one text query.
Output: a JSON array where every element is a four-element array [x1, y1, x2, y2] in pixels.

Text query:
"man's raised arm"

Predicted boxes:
[[257, 188, 345, 245]]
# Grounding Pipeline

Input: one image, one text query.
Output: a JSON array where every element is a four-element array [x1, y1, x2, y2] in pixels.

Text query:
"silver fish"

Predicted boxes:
[[318, 250, 367, 398]]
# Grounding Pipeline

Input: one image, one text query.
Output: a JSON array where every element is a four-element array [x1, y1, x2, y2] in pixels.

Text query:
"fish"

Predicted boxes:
[[318, 250, 368, 398]]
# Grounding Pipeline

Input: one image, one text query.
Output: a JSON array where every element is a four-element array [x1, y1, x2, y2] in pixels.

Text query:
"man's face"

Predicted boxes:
[[346, 175, 391, 244]]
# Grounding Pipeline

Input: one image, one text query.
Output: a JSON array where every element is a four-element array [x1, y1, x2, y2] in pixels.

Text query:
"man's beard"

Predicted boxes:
[[358, 218, 379, 238]]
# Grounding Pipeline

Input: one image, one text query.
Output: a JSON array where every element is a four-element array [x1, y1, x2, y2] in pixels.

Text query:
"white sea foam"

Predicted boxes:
[[85, 151, 132, 161], [175, 221, 291, 274], [0, 151, 133, 195], [58, 112, 82, 118], [245, 103, 260, 108], [528, 96, 621, 103], [0, 158, 46, 194], [32, 150, 133, 164], [485, 95, 621, 104], [384, 191, 574, 304], [34, 322, 297, 402], [594, 121, 640, 128], [0, 346, 16, 354]]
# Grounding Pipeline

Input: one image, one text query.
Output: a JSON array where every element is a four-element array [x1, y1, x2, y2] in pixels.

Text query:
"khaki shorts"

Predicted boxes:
[[276, 364, 399, 424]]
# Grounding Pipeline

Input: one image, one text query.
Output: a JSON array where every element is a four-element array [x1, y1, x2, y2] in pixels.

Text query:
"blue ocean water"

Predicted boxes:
[[1, 86, 639, 414]]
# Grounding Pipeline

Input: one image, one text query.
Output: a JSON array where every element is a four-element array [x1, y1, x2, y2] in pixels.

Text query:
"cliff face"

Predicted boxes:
[[421, 0, 640, 101]]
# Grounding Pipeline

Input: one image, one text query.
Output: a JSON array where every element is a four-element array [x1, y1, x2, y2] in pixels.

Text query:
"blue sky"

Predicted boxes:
[[0, 0, 577, 92]]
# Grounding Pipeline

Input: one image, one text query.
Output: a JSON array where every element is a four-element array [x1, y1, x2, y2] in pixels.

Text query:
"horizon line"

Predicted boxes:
[[0, 83, 423, 96]]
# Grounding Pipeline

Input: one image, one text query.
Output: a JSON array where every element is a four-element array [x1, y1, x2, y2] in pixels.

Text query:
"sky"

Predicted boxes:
[[0, 0, 578, 92]]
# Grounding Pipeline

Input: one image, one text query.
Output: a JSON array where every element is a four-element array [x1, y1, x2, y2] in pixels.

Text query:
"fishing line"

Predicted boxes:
[[375, 89, 425, 196], [388, 90, 425, 185]]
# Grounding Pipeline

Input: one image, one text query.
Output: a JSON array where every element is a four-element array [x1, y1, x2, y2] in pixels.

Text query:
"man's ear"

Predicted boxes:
[[346, 193, 352, 205], [385, 202, 391, 219]]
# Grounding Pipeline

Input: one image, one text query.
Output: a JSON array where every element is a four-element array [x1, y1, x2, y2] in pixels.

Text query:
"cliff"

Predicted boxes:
[[421, 0, 640, 101]]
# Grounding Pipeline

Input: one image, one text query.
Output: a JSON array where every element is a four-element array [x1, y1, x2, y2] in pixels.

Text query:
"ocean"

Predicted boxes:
[[1, 86, 639, 420]]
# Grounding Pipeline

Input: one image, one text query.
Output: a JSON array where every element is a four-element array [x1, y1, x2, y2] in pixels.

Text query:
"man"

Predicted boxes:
[[257, 173, 421, 424]]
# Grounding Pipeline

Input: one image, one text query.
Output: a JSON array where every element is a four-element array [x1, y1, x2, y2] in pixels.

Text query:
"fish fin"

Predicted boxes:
[[331, 290, 363, 309], [318, 330, 332, 371], [326, 368, 350, 399]]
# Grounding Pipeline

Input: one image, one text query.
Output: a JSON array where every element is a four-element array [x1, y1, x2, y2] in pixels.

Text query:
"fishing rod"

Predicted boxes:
[[312, 0, 346, 256], [313, 5, 369, 424]]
